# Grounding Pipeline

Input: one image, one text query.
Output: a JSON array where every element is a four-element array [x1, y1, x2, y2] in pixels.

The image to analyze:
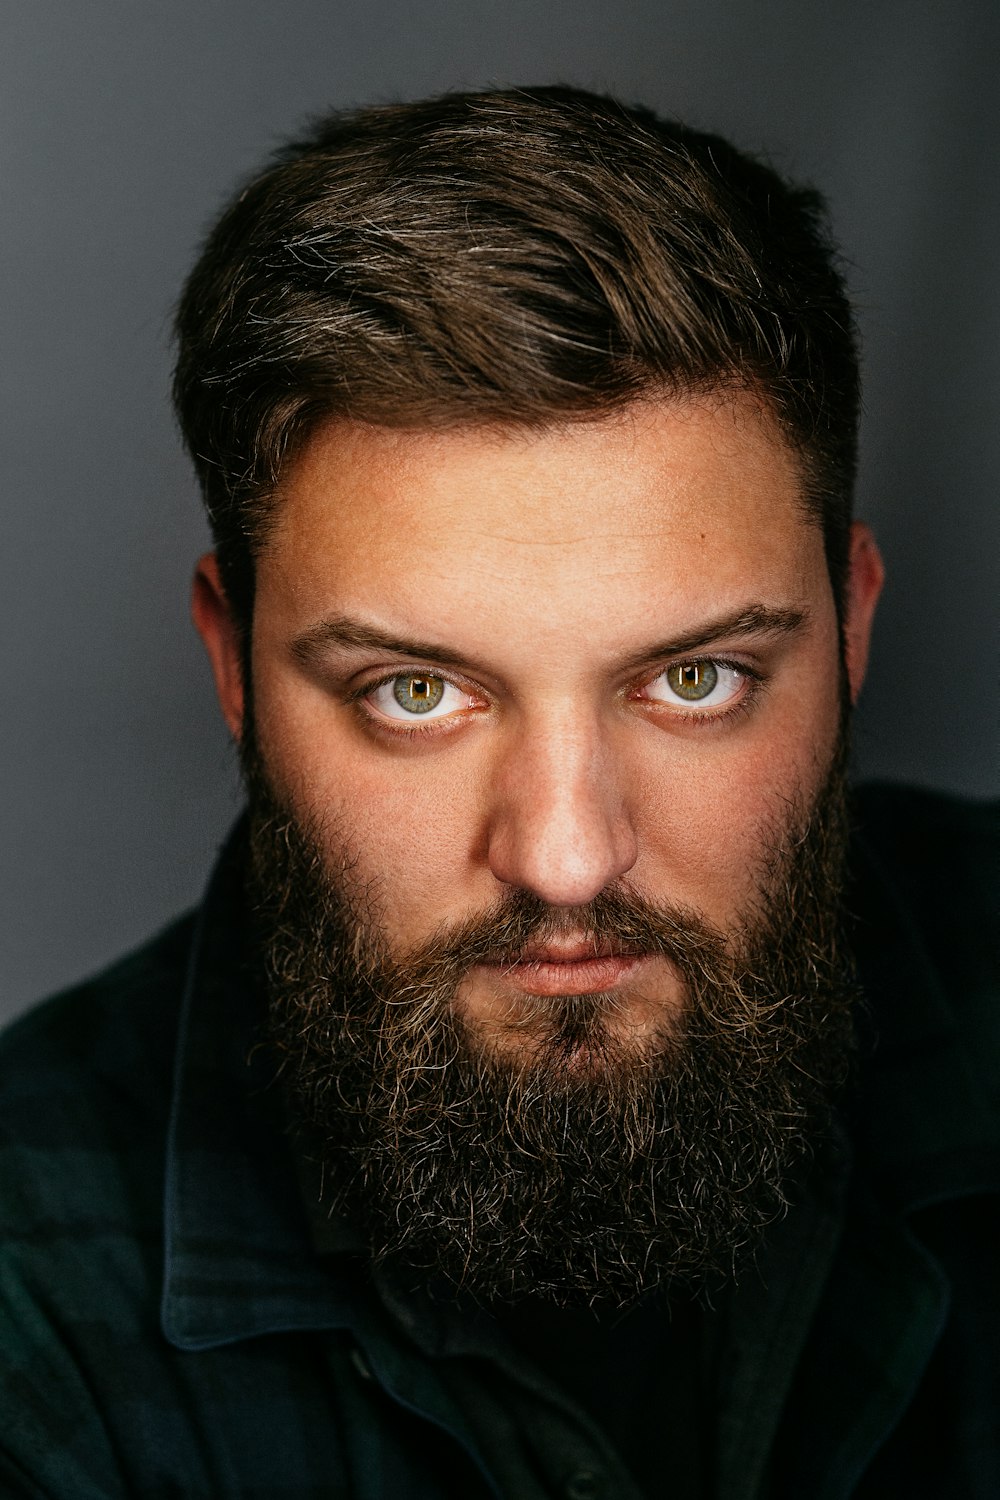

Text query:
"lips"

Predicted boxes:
[[480, 942, 650, 997]]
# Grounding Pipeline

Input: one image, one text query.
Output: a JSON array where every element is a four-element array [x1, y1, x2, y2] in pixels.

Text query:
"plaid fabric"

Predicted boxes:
[[0, 787, 998, 1499]]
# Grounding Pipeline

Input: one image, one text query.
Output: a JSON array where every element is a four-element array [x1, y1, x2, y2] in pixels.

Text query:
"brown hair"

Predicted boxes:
[[174, 86, 860, 627]]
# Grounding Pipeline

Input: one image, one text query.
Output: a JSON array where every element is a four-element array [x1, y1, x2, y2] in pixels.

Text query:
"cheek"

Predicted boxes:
[[334, 759, 484, 913]]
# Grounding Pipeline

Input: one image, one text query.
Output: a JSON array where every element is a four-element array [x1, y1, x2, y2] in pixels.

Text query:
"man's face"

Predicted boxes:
[[239, 396, 854, 1029], [195, 393, 882, 1301]]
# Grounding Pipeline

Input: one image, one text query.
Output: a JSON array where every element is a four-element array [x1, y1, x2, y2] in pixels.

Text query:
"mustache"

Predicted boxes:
[[373, 882, 729, 983]]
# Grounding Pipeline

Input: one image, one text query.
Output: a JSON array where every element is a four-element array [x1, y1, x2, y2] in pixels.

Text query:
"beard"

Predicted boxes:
[[244, 734, 859, 1309]]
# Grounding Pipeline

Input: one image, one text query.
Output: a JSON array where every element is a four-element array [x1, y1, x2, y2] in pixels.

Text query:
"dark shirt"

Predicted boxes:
[[495, 1292, 710, 1496], [0, 785, 997, 1498]]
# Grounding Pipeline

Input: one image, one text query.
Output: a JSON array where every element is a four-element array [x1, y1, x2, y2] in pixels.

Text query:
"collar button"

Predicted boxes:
[[564, 1469, 603, 1500]]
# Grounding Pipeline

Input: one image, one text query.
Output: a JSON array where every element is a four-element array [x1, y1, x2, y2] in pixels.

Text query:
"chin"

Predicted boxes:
[[456, 981, 678, 1079]]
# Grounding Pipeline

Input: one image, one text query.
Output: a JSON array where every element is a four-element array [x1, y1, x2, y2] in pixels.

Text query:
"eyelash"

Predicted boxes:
[[346, 659, 766, 740]]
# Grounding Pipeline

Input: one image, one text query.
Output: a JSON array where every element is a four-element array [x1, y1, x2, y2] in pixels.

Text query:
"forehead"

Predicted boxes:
[[257, 395, 823, 653]]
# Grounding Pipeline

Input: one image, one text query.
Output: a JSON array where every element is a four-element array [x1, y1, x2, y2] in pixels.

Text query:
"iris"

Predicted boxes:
[[667, 661, 718, 701], [393, 675, 445, 713]]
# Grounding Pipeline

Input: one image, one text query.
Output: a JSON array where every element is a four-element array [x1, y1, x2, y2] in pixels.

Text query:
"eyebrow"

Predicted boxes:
[[291, 603, 808, 674], [620, 603, 809, 669], [292, 616, 482, 673]]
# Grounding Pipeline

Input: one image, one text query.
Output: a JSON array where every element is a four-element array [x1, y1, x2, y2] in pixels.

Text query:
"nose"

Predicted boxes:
[[485, 712, 639, 907]]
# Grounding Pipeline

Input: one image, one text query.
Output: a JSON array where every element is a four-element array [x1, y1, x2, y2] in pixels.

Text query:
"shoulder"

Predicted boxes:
[[0, 910, 196, 1104], [852, 779, 1000, 887], [851, 781, 999, 1005], [848, 782, 1000, 1204], [0, 913, 196, 1230], [0, 916, 199, 1486]]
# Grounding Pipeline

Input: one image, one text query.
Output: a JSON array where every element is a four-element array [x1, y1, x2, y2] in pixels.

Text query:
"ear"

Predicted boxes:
[[841, 521, 885, 704], [191, 553, 246, 741]]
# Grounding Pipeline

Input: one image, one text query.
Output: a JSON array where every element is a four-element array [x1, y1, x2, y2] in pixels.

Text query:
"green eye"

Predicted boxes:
[[666, 661, 718, 700], [392, 675, 446, 714]]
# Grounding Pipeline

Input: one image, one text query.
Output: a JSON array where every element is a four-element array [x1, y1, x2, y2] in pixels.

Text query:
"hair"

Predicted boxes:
[[174, 85, 860, 629]]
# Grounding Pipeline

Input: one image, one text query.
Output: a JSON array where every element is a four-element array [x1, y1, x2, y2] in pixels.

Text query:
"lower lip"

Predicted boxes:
[[481, 955, 647, 997]]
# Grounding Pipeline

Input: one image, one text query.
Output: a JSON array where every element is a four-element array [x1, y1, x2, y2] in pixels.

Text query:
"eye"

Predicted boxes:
[[365, 673, 476, 722], [642, 660, 746, 710]]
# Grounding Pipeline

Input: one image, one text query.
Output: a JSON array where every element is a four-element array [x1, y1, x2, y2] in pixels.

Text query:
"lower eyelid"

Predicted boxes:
[[355, 701, 478, 742], [672, 693, 756, 726]]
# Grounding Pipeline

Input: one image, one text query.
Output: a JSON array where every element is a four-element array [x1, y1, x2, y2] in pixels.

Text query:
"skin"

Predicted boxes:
[[194, 393, 883, 1051]]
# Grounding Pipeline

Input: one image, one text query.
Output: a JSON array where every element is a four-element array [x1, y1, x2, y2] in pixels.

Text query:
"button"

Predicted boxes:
[[564, 1469, 603, 1500]]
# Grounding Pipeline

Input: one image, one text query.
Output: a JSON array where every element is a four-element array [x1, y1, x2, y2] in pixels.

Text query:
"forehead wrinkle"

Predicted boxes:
[[464, 523, 675, 551]]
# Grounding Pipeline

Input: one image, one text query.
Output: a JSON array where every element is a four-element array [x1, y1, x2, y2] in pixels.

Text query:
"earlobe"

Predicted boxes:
[[842, 522, 885, 704], [191, 553, 246, 741]]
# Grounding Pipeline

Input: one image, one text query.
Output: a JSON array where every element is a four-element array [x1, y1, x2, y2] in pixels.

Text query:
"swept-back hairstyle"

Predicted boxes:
[[174, 86, 860, 627]]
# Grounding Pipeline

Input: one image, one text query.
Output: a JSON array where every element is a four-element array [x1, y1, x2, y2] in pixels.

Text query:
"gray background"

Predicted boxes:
[[3, 0, 997, 1027]]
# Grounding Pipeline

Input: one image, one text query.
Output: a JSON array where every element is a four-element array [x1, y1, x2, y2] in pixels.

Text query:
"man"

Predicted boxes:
[[0, 86, 996, 1499]]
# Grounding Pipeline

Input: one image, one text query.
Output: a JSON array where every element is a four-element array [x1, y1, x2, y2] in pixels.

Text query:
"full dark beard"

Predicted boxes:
[[246, 744, 859, 1308]]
